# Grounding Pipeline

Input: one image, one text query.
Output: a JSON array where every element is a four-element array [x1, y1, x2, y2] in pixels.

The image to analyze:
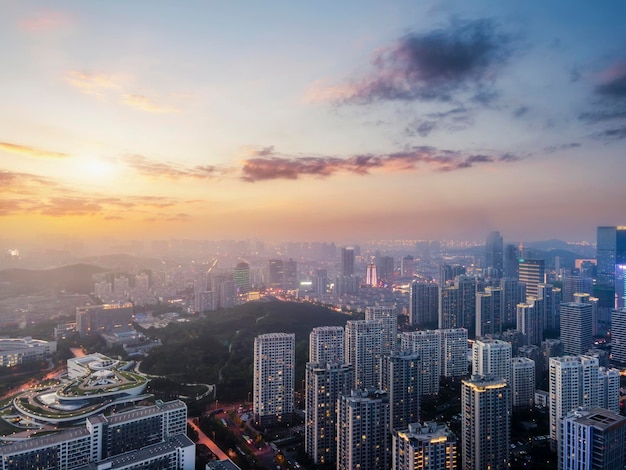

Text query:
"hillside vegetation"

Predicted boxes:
[[139, 300, 359, 400]]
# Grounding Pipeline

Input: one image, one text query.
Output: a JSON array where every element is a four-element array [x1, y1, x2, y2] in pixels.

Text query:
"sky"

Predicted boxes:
[[1, 1, 626, 244]]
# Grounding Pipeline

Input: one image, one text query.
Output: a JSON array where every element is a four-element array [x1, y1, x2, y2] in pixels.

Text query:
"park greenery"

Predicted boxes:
[[139, 301, 360, 400]]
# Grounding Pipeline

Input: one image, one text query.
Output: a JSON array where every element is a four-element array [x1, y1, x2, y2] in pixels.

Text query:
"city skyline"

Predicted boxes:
[[2, 1, 626, 242]]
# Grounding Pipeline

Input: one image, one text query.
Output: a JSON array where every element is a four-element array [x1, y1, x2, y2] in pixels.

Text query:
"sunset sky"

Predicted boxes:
[[2, 1, 625, 244]]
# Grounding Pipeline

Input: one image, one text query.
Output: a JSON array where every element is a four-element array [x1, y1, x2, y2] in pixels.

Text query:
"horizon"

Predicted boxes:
[[2, 2, 626, 243]]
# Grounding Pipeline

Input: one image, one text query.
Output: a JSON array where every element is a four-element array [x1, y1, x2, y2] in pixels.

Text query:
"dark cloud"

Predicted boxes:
[[123, 154, 220, 179], [580, 63, 626, 139], [594, 127, 626, 140], [512, 106, 529, 118], [544, 143, 581, 153], [330, 19, 514, 105], [405, 120, 438, 137], [240, 146, 521, 182], [405, 106, 474, 137], [596, 75, 626, 98]]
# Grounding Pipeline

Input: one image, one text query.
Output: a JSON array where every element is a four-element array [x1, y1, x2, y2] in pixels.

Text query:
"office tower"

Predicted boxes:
[[518, 258, 545, 298], [365, 306, 397, 356], [218, 279, 236, 308], [253, 333, 295, 426], [401, 255, 415, 278], [0, 401, 192, 469], [309, 326, 344, 364], [337, 390, 390, 470], [549, 355, 602, 444], [76, 303, 134, 337], [561, 274, 593, 303], [194, 290, 216, 312], [283, 258, 298, 290], [393, 422, 457, 470], [561, 407, 626, 470], [409, 281, 439, 327], [598, 367, 620, 413], [439, 328, 468, 377], [517, 344, 542, 386], [472, 339, 512, 384], [377, 255, 395, 282], [503, 244, 519, 278], [365, 262, 378, 286], [439, 276, 476, 332], [516, 298, 543, 346], [267, 259, 284, 289], [233, 261, 250, 294], [476, 287, 503, 337], [537, 283, 561, 331], [341, 247, 355, 276], [386, 351, 420, 431], [345, 320, 383, 389], [439, 264, 465, 287], [560, 293, 593, 355], [499, 278, 526, 327], [305, 362, 353, 465], [596, 226, 626, 309], [511, 357, 535, 410], [485, 231, 504, 275], [610, 308, 626, 363], [313, 268, 328, 296], [401, 331, 440, 396], [461, 375, 510, 470]]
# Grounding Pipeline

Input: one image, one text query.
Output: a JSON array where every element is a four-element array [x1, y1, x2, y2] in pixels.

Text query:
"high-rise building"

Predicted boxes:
[[309, 326, 344, 365], [472, 339, 512, 384], [596, 226, 626, 309], [461, 375, 510, 470], [253, 333, 295, 426], [537, 283, 561, 331], [0, 401, 192, 470], [365, 306, 397, 356], [518, 259, 545, 298], [233, 261, 250, 294], [401, 331, 441, 396], [386, 351, 420, 432], [409, 281, 439, 328], [305, 362, 353, 465], [313, 268, 328, 296], [549, 355, 604, 444], [560, 293, 593, 355], [511, 357, 535, 410], [500, 278, 526, 327], [267, 259, 284, 289], [476, 287, 503, 337], [283, 258, 298, 290], [503, 244, 519, 279], [345, 320, 383, 389], [341, 247, 355, 276], [561, 274, 593, 303], [218, 279, 236, 308], [393, 422, 457, 470], [439, 264, 465, 287], [376, 255, 395, 282], [439, 276, 476, 333], [76, 303, 133, 337], [439, 328, 469, 377], [610, 307, 626, 363], [516, 297, 543, 346], [337, 390, 390, 470], [485, 231, 504, 275], [401, 255, 415, 278], [598, 367, 620, 413], [365, 262, 378, 286], [561, 407, 626, 470]]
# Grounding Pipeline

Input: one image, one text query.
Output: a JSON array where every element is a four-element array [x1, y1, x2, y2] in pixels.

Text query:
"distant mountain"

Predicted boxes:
[[76, 253, 164, 272], [0, 264, 104, 296]]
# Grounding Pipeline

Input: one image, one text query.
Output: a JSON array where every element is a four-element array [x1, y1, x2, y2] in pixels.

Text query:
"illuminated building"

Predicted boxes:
[[233, 261, 250, 293], [476, 287, 503, 337], [386, 351, 420, 432], [0, 337, 56, 368], [341, 247, 355, 276], [392, 422, 457, 470], [516, 297, 543, 346], [409, 281, 439, 327], [560, 293, 593, 355], [267, 259, 284, 289], [309, 326, 344, 365], [365, 262, 378, 286], [596, 226, 626, 309], [518, 259, 545, 298], [345, 320, 382, 389], [472, 339, 511, 384], [461, 375, 510, 470], [253, 333, 295, 426], [401, 331, 440, 396], [485, 231, 504, 275], [76, 303, 133, 338], [511, 357, 535, 410], [365, 306, 397, 356]]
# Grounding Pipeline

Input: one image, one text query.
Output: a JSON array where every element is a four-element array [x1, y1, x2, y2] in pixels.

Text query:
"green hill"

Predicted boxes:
[[139, 300, 360, 400]]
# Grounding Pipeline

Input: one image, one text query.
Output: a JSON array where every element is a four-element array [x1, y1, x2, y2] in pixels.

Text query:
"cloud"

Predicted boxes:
[[312, 19, 514, 105], [405, 106, 473, 136], [512, 106, 529, 118], [121, 94, 180, 114], [580, 61, 626, 135], [594, 127, 626, 140], [40, 197, 102, 216], [240, 146, 521, 182], [0, 170, 58, 195], [18, 10, 73, 32], [66, 70, 123, 97], [0, 141, 69, 159], [122, 154, 220, 179], [544, 142, 581, 153]]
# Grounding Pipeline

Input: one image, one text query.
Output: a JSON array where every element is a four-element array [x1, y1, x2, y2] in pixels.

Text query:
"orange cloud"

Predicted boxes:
[[66, 71, 122, 97], [0, 141, 69, 159], [19, 10, 73, 32], [121, 94, 180, 114]]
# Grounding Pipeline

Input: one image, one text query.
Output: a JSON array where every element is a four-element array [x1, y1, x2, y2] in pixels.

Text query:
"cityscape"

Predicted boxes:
[[2, 1, 626, 470]]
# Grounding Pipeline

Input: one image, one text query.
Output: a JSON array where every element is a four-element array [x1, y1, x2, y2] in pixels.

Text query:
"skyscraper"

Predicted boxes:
[[267, 259, 284, 289], [401, 255, 415, 278], [439, 328, 469, 377], [393, 422, 457, 470], [305, 362, 353, 465], [560, 293, 593, 355], [503, 244, 519, 279], [518, 258, 545, 298], [472, 339, 512, 384], [516, 297, 543, 346], [511, 357, 535, 410], [233, 261, 250, 294], [283, 258, 298, 290], [341, 247, 355, 276], [485, 231, 504, 275], [500, 278, 526, 328], [365, 262, 378, 286], [476, 286, 503, 337], [253, 333, 295, 426], [537, 283, 561, 331], [462, 375, 510, 470], [439, 276, 476, 333], [561, 274, 593, 303], [401, 331, 441, 396], [337, 390, 390, 470], [309, 326, 344, 365], [409, 281, 439, 328], [376, 255, 395, 283], [365, 306, 397, 356], [610, 307, 626, 363], [345, 320, 383, 389], [596, 226, 626, 309], [386, 351, 420, 432]]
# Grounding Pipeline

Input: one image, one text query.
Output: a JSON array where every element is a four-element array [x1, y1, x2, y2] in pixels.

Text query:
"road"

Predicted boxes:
[[187, 418, 230, 461]]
